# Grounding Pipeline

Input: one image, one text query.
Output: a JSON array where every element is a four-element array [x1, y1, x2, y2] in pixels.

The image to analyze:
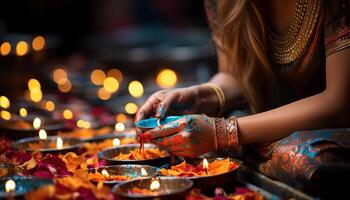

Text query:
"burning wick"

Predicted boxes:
[[38, 129, 47, 140], [141, 168, 148, 177], [112, 138, 120, 146], [203, 158, 209, 175], [56, 137, 63, 149], [33, 117, 41, 130], [5, 179, 16, 193], [101, 169, 109, 178], [150, 179, 160, 191]]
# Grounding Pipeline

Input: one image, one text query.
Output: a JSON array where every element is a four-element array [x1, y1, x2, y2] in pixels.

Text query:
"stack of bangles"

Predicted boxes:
[[202, 82, 239, 151]]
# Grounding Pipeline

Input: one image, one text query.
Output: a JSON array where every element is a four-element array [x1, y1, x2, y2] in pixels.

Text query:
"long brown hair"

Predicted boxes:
[[217, 0, 278, 113]]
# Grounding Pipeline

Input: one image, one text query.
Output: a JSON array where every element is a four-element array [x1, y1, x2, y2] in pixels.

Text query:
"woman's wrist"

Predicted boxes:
[[191, 84, 222, 116]]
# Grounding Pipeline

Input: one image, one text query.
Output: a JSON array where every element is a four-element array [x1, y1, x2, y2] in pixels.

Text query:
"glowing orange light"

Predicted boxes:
[[107, 69, 123, 83], [30, 88, 43, 102], [128, 80, 144, 98], [90, 69, 106, 85], [19, 108, 27, 117], [53, 68, 68, 83], [45, 101, 55, 112], [57, 79, 72, 93], [0, 42, 11, 56], [97, 87, 111, 100], [63, 109, 73, 120], [156, 69, 177, 88], [103, 77, 119, 93], [0, 96, 10, 109], [125, 103, 138, 114], [116, 113, 127, 123], [32, 36, 45, 51], [28, 79, 41, 91], [0, 111, 11, 120], [16, 41, 29, 56]]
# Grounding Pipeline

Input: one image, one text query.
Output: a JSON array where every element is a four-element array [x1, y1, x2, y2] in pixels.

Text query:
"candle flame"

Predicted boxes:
[[5, 179, 16, 193], [38, 129, 47, 140], [203, 158, 209, 170], [101, 169, 109, 177], [56, 137, 63, 149], [115, 122, 125, 132], [141, 168, 148, 177], [150, 179, 160, 191], [33, 117, 41, 130], [112, 138, 120, 146]]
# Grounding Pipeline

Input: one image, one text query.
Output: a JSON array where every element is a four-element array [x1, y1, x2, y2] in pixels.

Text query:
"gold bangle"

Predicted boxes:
[[226, 116, 239, 149], [214, 118, 227, 151], [202, 83, 225, 116]]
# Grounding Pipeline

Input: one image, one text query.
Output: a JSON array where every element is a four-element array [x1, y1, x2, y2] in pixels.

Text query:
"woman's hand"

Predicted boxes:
[[135, 86, 202, 122], [139, 114, 217, 158]]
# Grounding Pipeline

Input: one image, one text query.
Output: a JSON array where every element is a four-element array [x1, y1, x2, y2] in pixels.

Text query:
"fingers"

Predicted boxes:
[[140, 118, 187, 141], [155, 92, 178, 119], [135, 94, 161, 122]]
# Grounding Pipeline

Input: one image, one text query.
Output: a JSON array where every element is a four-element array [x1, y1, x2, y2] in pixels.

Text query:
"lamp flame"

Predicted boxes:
[[5, 179, 16, 193], [56, 137, 63, 149], [39, 129, 47, 140], [150, 179, 160, 191], [33, 117, 41, 130], [203, 158, 209, 175], [141, 168, 148, 177]]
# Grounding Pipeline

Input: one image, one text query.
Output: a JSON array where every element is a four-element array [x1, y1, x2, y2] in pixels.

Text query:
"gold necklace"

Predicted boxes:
[[268, 0, 321, 65]]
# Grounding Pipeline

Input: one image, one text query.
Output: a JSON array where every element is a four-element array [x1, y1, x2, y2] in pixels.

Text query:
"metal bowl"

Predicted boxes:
[[82, 133, 137, 143], [0, 119, 68, 140], [98, 143, 170, 167], [13, 136, 82, 154], [162, 157, 242, 189], [0, 176, 52, 199], [87, 165, 159, 185], [135, 116, 181, 132], [113, 177, 193, 200]]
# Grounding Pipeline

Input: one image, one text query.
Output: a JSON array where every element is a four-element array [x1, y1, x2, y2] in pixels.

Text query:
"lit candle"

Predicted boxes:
[[56, 137, 63, 149], [5, 179, 16, 193], [115, 122, 126, 132], [5, 179, 16, 199], [38, 129, 47, 140], [203, 158, 209, 175], [33, 117, 41, 130], [112, 138, 120, 146], [141, 168, 148, 177], [150, 179, 160, 191]]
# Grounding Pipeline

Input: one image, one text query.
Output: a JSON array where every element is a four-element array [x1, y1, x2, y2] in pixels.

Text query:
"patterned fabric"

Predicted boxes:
[[205, 0, 350, 188]]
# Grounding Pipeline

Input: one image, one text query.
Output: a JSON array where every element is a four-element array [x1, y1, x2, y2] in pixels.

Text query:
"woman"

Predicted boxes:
[[136, 0, 350, 193]]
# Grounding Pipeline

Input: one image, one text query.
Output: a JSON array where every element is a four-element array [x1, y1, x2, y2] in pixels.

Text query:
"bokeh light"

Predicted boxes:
[[156, 69, 177, 88], [63, 109, 73, 120], [0, 110, 11, 120], [116, 113, 127, 123], [103, 77, 119, 93], [90, 69, 106, 85], [29, 88, 43, 102], [97, 87, 111, 100], [0, 42, 11, 56], [28, 79, 41, 91], [53, 68, 68, 83], [32, 36, 45, 51], [128, 80, 144, 98], [125, 102, 138, 114], [16, 41, 29, 56], [19, 108, 27, 117], [45, 101, 55, 112], [115, 122, 126, 132], [0, 96, 10, 109], [57, 79, 72, 93], [107, 69, 123, 83]]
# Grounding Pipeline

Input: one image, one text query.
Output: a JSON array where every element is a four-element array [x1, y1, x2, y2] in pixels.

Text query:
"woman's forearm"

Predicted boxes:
[[237, 91, 350, 144]]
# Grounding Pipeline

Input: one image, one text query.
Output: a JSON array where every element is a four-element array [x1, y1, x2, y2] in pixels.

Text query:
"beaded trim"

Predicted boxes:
[[268, 0, 321, 64]]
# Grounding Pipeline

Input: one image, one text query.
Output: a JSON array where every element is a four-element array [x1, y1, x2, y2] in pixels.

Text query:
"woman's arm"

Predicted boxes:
[[237, 48, 350, 144]]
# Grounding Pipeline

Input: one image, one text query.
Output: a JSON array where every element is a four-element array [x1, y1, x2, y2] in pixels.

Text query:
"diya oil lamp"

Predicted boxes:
[[0, 176, 52, 199], [87, 165, 158, 185], [14, 134, 82, 154], [159, 157, 241, 189], [113, 177, 193, 200], [135, 116, 181, 132], [98, 143, 170, 167]]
